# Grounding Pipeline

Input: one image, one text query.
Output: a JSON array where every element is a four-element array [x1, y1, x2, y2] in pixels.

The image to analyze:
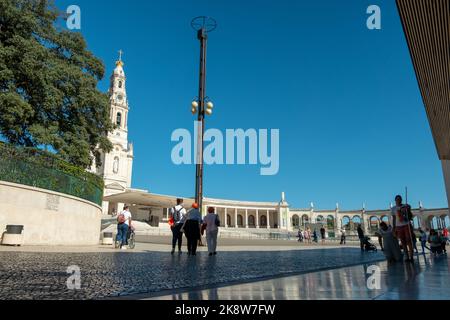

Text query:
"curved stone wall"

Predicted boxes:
[[0, 181, 102, 245]]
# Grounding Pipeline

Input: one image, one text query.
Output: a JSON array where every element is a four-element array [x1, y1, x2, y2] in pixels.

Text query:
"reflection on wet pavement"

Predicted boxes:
[[150, 254, 450, 300]]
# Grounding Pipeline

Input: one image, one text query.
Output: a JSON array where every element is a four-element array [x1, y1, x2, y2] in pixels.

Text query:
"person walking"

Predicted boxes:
[[312, 229, 318, 243], [391, 195, 414, 262], [169, 198, 187, 255], [297, 229, 304, 242], [443, 227, 449, 247], [183, 203, 202, 256], [419, 228, 430, 253], [320, 226, 326, 244], [116, 205, 132, 250], [411, 224, 419, 254], [440, 230, 447, 254], [203, 207, 220, 256], [340, 228, 346, 245], [357, 224, 365, 252], [305, 228, 311, 244]]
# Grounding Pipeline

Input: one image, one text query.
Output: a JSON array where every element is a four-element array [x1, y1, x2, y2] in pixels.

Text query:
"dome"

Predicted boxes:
[[114, 60, 124, 76]]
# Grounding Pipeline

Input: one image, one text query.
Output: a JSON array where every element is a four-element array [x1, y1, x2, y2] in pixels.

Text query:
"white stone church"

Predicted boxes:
[[90, 54, 133, 216], [96, 55, 450, 236]]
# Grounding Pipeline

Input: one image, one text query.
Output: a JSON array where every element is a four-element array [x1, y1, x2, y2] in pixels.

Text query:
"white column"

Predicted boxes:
[[245, 209, 249, 228], [235, 208, 238, 228], [267, 210, 270, 229], [256, 210, 259, 228], [166, 208, 169, 220], [277, 209, 281, 229], [224, 208, 228, 228]]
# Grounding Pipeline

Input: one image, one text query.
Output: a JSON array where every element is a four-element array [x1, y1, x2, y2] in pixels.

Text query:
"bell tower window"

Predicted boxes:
[[116, 112, 122, 127], [118, 80, 122, 88]]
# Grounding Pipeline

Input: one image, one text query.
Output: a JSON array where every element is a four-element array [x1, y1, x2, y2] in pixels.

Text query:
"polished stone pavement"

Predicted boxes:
[[150, 253, 450, 300], [0, 245, 383, 300]]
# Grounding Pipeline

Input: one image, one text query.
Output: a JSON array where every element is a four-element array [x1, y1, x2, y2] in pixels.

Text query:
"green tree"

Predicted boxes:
[[0, 0, 113, 168]]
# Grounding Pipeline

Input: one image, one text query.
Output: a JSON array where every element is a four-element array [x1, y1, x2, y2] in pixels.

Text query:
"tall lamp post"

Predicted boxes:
[[190, 17, 217, 213]]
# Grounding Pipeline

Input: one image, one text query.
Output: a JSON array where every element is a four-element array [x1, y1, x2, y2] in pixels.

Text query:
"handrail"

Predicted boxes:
[[0, 143, 103, 206]]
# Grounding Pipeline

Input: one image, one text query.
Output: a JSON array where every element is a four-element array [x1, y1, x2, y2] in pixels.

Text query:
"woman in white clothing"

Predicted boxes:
[[203, 207, 220, 256]]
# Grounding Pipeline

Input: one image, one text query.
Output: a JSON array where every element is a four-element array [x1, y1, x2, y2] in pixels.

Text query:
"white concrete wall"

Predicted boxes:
[[0, 181, 102, 245]]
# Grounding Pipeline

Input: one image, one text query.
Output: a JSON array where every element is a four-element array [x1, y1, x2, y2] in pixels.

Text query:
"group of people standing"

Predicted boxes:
[[297, 227, 327, 244], [169, 198, 220, 256], [376, 195, 449, 263]]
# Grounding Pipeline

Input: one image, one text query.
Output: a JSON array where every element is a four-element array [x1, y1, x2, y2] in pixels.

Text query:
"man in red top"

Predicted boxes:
[[391, 195, 414, 262], [443, 228, 449, 251]]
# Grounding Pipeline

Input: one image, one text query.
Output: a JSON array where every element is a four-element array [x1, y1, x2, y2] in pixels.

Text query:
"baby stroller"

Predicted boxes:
[[363, 236, 377, 252]]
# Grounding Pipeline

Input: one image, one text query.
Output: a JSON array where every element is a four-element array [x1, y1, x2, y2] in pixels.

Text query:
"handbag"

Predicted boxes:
[[201, 223, 207, 235]]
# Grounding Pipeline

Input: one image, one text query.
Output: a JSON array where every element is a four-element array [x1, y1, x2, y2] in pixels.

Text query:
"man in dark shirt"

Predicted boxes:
[[320, 226, 326, 244], [357, 224, 365, 251]]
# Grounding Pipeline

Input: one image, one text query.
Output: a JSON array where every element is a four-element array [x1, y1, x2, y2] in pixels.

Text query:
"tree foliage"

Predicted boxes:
[[0, 0, 113, 168]]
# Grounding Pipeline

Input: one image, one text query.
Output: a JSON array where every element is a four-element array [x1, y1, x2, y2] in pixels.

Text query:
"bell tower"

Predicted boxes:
[[93, 50, 134, 215], [108, 50, 129, 149]]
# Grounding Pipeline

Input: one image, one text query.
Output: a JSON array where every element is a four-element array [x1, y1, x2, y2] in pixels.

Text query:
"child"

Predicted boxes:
[[419, 228, 430, 253], [428, 229, 443, 256], [378, 222, 402, 263]]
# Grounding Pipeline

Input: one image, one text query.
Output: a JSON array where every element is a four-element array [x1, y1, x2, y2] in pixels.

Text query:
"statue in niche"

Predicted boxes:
[[113, 157, 119, 174]]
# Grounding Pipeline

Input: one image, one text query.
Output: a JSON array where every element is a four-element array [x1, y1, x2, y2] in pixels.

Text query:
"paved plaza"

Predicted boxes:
[[0, 243, 384, 300], [151, 253, 450, 300]]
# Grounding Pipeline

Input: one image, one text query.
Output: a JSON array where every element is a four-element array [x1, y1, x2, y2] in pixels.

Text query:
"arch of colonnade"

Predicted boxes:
[[289, 208, 450, 234]]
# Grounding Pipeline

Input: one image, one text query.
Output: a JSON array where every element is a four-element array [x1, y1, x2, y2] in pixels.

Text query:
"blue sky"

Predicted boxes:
[[56, 0, 447, 210]]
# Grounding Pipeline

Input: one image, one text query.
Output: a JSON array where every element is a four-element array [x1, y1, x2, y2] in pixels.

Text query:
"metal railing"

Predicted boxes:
[[0, 144, 103, 206]]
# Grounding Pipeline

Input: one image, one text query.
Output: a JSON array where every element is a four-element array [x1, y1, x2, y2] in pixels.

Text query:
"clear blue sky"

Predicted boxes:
[[56, 0, 447, 210]]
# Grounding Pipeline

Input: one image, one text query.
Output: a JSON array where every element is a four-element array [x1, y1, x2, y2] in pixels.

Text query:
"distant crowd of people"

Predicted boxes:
[[296, 227, 326, 244]]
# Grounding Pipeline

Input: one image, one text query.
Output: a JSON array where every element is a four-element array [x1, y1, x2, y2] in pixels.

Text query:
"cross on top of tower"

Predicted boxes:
[[116, 49, 124, 67]]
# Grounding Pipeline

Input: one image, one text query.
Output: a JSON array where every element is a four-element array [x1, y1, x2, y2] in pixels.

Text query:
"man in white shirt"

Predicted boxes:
[[170, 198, 187, 254], [117, 205, 132, 250], [391, 195, 414, 262], [203, 207, 220, 256]]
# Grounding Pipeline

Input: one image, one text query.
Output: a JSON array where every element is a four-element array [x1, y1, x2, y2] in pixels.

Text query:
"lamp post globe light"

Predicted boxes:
[[190, 16, 217, 213]]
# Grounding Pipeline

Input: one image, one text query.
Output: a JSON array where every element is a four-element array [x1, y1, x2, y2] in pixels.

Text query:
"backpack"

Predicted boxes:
[[215, 214, 220, 227], [172, 206, 182, 223], [400, 205, 413, 221], [117, 213, 126, 224]]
